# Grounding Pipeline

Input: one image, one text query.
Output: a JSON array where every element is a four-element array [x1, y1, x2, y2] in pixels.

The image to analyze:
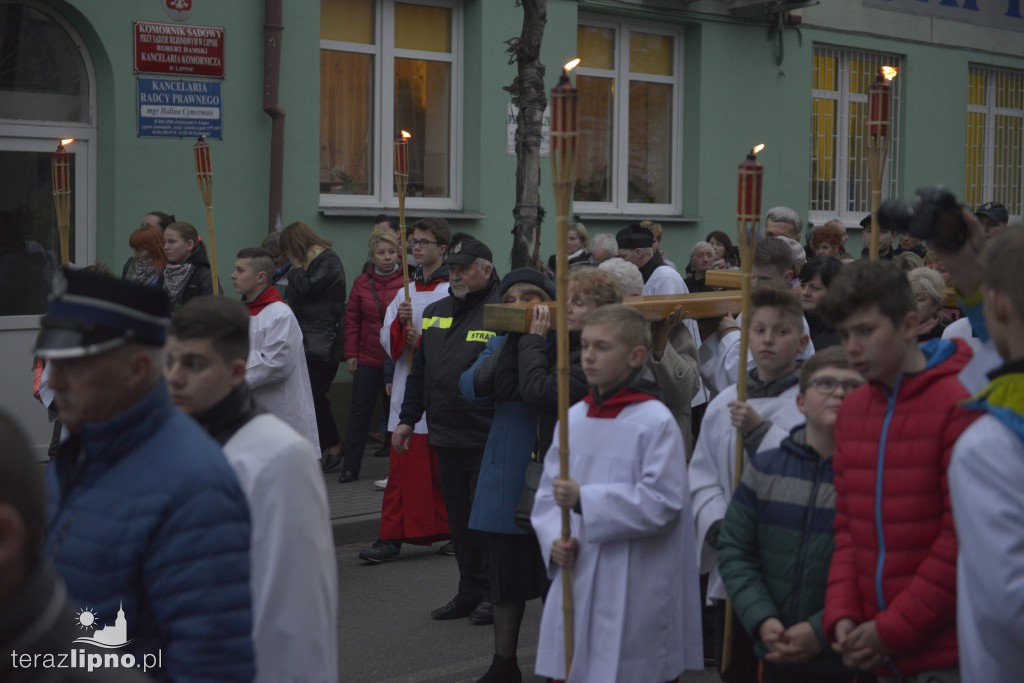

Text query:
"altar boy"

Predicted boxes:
[[531, 304, 704, 683]]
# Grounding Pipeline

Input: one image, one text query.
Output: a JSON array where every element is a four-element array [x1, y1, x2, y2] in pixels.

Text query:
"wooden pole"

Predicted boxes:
[[551, 60, 579, 677], [395, 132, 413, 364], [194, 137, 220, 295], [867, 67, 895, 261], [722, 146, 764, 673], [51, 140, 73, 266]]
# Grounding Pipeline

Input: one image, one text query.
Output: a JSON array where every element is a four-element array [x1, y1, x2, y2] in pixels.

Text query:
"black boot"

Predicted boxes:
[[474, 654, 521, 683]]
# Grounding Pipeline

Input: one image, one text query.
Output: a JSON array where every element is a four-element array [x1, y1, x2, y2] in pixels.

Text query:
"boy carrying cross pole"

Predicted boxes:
[[531, 304, 704, 683]]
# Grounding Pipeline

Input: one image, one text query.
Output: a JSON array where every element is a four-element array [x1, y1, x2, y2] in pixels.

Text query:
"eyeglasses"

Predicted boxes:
[[807, 377, 864, 396], [408, 238, 440, 248]]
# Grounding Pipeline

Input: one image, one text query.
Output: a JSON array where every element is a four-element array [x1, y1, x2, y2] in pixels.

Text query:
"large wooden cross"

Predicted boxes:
[[484, 290, 741, 333], [704, 269, 960, 308]]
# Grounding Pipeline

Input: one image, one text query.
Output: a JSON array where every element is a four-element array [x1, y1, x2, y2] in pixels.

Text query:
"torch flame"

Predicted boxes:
[[401, 130, 412, 139], [881, 66, 898, 81], [564, 58, 581, 72], [60, 138, 75, 147], [752, 143, 765, 156]]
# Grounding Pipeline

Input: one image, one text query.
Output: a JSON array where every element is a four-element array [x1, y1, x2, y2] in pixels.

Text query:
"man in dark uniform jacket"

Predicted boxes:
[[393, 237, 499, 624]]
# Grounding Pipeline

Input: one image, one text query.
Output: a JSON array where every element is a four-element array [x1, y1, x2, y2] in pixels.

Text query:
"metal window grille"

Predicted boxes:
[[965, 64, 1024, 218], [810, 46, 902, 225]]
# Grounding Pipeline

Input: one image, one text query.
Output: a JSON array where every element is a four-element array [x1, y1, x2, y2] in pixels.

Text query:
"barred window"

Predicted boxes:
[[965, 65, 1024, 217], [810, 46, 902, 225]]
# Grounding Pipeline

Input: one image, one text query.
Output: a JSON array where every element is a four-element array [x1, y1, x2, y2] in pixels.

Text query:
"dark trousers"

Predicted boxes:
[[306, 357, 341, 450], [341, 364, 388, 477], [436, 446, 488, 603], [713, 599, 759, 683]]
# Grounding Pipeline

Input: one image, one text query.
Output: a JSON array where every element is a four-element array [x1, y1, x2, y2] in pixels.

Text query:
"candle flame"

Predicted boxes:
[[752, 143, 765, 156], [60, 138, 75, 147], [563, 58, 581, 72], [400, 130, 412, 139], [881, 66, 898, 81]]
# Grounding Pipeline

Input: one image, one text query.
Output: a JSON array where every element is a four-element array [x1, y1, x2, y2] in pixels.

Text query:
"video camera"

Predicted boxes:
[[877, 186, 969, 251]]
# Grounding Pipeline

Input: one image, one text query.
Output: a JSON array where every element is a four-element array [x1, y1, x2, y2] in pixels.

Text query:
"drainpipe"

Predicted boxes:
[[264, 0, 285, 233]]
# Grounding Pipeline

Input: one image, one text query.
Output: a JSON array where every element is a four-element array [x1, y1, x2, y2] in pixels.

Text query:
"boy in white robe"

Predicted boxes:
[[689, 283, 809, 679], [232, 248, 319, 448], [166, 296, 338, 683], [531, 304, 703, 683]]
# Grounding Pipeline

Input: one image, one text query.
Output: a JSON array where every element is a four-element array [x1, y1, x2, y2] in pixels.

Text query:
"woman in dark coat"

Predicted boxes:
[[162, 221, 215, 311], [280, 221, 347, 464]]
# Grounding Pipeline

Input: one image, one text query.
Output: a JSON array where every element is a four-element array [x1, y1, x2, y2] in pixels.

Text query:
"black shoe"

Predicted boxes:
[[437, 541, 455, 556], [338, 470, 358, 483], [430, 597, 478, 620], [358, 540, 400, 564], [474, 654, 521, 683], [321, 450, 342, 473], [468, 601, 493, 626]]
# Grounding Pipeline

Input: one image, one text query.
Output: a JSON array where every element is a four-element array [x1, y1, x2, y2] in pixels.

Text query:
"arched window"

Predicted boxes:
[[0, 3, 91, 122], [0, 2, 95, 319]]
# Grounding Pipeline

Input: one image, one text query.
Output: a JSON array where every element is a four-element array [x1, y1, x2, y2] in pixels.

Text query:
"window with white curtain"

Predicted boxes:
[[320, 0, 460, 209], [574, 17, 682, 215]]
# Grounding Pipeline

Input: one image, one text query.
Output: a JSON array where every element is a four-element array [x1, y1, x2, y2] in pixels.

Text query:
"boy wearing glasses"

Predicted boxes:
[[818, 260, 977, 682], [718, 347, 869, 682]]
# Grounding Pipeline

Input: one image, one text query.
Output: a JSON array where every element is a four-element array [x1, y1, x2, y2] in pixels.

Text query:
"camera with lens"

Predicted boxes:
[[877, 186, 968, 251]]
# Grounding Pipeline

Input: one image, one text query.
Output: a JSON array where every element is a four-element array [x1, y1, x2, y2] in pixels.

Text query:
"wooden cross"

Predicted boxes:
[[704, 269, 961, 308], [484, 290, 741, 333]]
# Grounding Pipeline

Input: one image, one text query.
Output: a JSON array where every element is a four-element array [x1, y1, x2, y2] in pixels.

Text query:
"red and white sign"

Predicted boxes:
[[164, 0, 193, 22], [134, 22, 225, 79]]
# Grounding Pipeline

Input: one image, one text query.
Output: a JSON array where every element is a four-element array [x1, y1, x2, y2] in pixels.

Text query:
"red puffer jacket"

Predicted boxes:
[[823, 338, 978, 677], [344, 265, 404, 368]]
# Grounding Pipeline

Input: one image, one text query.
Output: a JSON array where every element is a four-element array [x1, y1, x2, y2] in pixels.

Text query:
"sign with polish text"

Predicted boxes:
[[137, 77, 223, 139], [135, 22, 225, 78], [862, 0, 1024, 32]]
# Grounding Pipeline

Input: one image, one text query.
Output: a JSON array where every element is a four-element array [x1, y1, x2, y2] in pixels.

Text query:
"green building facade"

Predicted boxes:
[[2, 0, 1022, 451]]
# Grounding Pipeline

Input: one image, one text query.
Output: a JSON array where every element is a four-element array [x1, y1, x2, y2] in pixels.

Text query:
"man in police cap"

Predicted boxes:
[[393, 236, 499, 623], [36, 267, 254, 682]]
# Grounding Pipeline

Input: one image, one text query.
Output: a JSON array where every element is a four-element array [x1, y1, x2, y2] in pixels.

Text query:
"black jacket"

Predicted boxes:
[[180, 246, 216, 307], [516, 330, 587, 458], [399, 275, 499, 449], [286, 249, 347, 360]]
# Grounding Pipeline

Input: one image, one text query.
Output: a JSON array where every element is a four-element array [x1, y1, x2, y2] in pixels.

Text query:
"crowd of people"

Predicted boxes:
[[3, 193, 1022, 683]]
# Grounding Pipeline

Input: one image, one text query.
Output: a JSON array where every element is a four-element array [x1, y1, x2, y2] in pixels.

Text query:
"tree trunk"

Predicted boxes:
[[506, 0, 547, 270]]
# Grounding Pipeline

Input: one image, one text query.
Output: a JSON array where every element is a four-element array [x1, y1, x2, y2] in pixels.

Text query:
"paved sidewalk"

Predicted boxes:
[[324, 440, 393, 546]]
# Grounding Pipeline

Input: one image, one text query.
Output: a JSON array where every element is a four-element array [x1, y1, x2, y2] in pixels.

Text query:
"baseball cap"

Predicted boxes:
[[446, 237, 493, 266], [975, 202, 1009, 224]]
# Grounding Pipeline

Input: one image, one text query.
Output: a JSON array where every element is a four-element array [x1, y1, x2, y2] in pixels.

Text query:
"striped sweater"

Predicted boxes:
[[718, 426, 847, 673]]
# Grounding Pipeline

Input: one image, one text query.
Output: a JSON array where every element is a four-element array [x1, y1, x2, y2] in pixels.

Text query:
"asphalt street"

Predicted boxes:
[[336, 540, 721, 683]]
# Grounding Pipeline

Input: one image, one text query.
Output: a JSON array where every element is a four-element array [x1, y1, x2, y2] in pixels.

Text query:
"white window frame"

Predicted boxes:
[[809, 45, 902, 227], [965, 64, 1024, 218], [319, 0, 463, 211], [574, 15, 683, 216]]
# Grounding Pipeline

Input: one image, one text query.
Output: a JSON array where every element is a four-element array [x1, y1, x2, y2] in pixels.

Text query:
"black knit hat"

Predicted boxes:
[[498, 268, 556, 300], [35, 267, 171, 359], [616, 223, 654, 249]]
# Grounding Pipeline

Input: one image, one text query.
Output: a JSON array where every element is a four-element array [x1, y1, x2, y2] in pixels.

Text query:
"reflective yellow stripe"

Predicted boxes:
[[423, 316, 452, 329], [466, 330, 495, 343]]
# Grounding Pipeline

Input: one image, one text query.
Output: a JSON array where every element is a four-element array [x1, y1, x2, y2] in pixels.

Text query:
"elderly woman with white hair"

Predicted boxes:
[[908, 266, 951, 341]]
